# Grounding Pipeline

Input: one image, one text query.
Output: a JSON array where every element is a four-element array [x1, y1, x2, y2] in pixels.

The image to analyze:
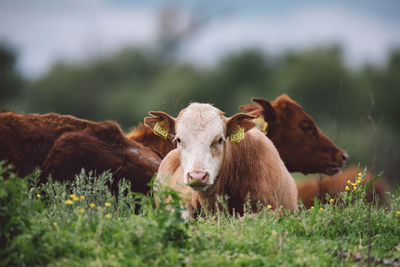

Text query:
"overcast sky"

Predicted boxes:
[[0, 0, 399, 78]]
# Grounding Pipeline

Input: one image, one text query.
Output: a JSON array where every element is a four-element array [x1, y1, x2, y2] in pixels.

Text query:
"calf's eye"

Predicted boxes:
[[299, 121, 315, 133], [211, 137, 224, 147]]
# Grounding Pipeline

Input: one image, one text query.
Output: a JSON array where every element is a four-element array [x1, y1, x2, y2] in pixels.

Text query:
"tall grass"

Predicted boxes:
[[0, 162, 399, 266]]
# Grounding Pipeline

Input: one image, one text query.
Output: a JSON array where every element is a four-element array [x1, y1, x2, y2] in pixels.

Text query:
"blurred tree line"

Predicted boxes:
[[0, 43, 23, 109], [1, 42, 399, 185]]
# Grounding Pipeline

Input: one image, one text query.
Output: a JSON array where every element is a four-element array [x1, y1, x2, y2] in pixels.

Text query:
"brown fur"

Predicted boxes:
[[297, 166, 387, 208], [198, 129, 297, 215], [128, 123, 176, 158], [240, 94, 348, 175], [0, 112, 160, 197]]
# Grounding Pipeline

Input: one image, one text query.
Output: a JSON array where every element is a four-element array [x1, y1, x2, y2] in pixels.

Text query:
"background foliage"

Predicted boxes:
[[1, 43, 399, 185]]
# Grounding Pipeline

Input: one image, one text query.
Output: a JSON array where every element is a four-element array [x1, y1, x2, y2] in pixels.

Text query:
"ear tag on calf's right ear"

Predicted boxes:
[[253, 115, 268, 135], [153, 120, 169, 139], [229, 126, 245, 143]]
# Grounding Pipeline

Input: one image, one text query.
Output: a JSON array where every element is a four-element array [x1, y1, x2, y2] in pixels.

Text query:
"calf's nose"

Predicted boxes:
[[187, 171, 209, 187]]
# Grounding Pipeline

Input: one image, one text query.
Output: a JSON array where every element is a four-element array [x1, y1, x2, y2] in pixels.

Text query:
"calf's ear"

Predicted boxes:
[[144, 111, 176, 140], [226, 113, 256, 142], [251, 98, 276, 122], [239, 103, 263, 117]]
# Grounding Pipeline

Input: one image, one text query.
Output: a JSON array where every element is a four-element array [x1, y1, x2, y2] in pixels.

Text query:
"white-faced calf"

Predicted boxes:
[[145, 103, 297, 217]]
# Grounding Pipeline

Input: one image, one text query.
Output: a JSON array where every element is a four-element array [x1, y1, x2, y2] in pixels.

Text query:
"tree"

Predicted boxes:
[[0, 43, 23, 107]]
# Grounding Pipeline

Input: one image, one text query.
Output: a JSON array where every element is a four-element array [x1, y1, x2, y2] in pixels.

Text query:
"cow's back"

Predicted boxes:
[[0, 112, 110, 177], [297, 166, 387, 208]]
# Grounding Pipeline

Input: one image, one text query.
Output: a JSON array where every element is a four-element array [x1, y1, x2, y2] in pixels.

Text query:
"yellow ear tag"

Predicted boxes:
[[153, 120, 169, 140], [253, 115, 268, 135], [229, 126, 245, 143]]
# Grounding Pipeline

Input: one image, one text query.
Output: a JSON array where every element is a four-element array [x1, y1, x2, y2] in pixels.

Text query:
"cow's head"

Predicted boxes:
[[145, 103, 255, 192], [240, 94, 348, 175]]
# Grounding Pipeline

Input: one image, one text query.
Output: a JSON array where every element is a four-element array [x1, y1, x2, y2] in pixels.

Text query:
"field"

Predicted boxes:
[[1, 163, 399, 266]]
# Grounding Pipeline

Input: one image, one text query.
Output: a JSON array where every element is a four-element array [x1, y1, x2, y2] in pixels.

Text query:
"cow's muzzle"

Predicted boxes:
[[187, 171, 209, 190]]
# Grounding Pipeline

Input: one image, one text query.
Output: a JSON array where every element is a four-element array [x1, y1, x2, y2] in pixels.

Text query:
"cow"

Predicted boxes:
[[144, 103, 298, 217], [297, 166, 387, 208], [0, 112, 160, 198], [240, 94, 348, 175]]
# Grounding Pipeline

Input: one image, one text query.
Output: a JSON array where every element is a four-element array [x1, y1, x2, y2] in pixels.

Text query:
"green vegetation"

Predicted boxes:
[[1, 163, 399, 266]]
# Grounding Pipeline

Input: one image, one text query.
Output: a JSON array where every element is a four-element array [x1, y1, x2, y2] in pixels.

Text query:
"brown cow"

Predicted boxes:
[[0, 112, 160, 197], [145, 103, 298, 217], [297, 166, 387, 208], [240, 94, 348, 175]]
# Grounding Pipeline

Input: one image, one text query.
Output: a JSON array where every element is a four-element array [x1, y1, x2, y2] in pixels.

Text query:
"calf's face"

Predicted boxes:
[[145, 103, 254, 192]]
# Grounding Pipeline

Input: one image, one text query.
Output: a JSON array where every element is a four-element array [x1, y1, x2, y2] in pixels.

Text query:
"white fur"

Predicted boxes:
[[175, 103, 225, 191]]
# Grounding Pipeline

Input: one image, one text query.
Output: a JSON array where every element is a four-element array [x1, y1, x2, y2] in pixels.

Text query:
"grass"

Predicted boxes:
[[1, 162, 399, 266]]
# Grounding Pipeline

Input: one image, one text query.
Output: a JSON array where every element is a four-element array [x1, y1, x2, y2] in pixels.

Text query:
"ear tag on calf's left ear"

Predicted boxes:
[[153, 120, 169, 139], [253, 115, 268, 135], [229, 126, 245, 142]]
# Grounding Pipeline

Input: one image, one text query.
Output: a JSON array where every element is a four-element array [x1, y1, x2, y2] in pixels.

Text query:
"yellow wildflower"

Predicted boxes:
[[105, 214, 111, 219], [80, 195, 85, 200], [90, 203, 95, 208], [72, 196, 79, 201], [347, 180, 351, 184], [353, 186, 357, 190], [79, 208, 85, 213], [64, 200, 73, 205], [105, 202, 111, 207], [320, 207, 323, 210], [345, 185, 350, 191], [396, 211, 400, 215], [70, 194, 76, 199], [358, 172, 362, 177], [329, 198, 334, 203], [267, 205, 272, 209], [311, 206, 314, 209], [36, 194, 41, 198], [53, 222, 57, 227]]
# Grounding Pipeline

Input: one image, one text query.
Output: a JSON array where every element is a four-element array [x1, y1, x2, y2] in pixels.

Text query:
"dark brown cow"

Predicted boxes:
[[297, 166, 387, 208], [240, 94, 348, 175], [0, 112, 160, 196]]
